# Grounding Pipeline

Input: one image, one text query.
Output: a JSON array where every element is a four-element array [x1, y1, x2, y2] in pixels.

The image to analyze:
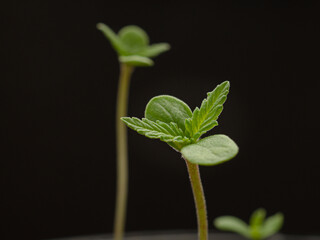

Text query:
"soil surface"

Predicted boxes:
[[47, 231, 320, 240]]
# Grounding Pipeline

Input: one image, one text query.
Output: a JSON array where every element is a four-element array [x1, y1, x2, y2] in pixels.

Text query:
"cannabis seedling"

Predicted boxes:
[[97, 23, 170, 240], [122, 81, 239, 240], [214, 208, 284, 240]]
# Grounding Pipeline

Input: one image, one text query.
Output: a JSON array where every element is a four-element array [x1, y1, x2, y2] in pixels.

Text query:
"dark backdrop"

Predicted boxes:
[[1, 1, 319, 239]]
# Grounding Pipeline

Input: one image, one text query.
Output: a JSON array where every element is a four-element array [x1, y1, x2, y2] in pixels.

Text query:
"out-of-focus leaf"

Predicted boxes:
[[214, 216, 250, 238]]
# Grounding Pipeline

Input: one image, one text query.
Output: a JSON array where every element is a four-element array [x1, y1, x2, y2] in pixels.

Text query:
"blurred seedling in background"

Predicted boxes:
[[97, 23, 170, 67], [214, 208, 284, 240], [122, 81, 239, 240], [97, 23, 170, 240]]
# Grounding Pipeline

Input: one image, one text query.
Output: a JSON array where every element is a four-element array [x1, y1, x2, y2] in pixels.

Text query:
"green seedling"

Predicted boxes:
[[97, 23, 170, 67], [97, 23, 170, 240], [214, 208, 284, 240], [122, 81, 239, 240]]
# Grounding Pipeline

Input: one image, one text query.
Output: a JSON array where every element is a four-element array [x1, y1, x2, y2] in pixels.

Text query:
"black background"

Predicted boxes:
[[1, 1, 319, 239]]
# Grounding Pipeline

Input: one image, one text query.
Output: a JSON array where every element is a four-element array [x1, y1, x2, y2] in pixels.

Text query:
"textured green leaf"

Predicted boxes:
[[214, 216, 250, 238], [185, 81, 230, 140], [118, 25, 149, 54], [96, 23, 126, 55], [145, 95, 192, 132], [260, 213, 284, 239], [140, 43, 171, 57], [181, 134, 238, 166], [121, 117, 189, 145], [119, 55, 154, 67]]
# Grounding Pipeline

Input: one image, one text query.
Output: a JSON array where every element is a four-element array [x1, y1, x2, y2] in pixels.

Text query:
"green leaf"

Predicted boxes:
[[214, 216, 250, 238], [121, 117, 189, 145], [96, 23, 126, 55], [250, 208, 266, 228], [118, 25, 149, 54], [145, 95, 192, 132], [119, 55, 154, 67], [249, 208, 266, 240], [181, 134, 238, 166], [260, 213, 284, 239], [140, 43, 171, 58], [97, 23, 170, 66], [185, 81, 230, 140]]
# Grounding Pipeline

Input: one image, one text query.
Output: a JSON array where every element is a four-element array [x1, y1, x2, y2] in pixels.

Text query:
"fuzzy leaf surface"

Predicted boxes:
[[185, 81, 230, 140], [214, 216, 250, 238], [121, 117, 189, 145], [145, 95, 192, 132], [260, 213, 284, 239], [181, 134, 238, 166]]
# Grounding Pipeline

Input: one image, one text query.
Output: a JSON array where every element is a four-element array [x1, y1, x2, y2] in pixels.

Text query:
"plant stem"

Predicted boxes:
[[185, 159, 208, 240], [114, 63, 134, 240]]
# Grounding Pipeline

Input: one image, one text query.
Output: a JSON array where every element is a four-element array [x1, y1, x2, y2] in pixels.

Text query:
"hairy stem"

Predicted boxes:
[[185, 159, 208, 240], [114, 63, 134, 240]]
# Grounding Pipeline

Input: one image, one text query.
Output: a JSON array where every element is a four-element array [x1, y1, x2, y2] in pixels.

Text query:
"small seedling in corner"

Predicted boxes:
[[122, 81, 239, 240], [97, 23, 170, 240], [214, 208, 284, 240]]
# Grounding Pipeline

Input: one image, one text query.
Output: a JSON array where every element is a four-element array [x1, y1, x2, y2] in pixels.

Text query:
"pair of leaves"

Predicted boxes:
[[121, 81, 238, 166], [97, 23, 170, 66], [214, 208, 284, 240], [122, 95, 192, 151]]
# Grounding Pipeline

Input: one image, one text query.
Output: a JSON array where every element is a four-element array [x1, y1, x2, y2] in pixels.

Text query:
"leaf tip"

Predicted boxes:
[[162, 43, 171, 51], [223, 80, 230, 86], [96, 22, 104, 30], [96, 22, 110, 32]]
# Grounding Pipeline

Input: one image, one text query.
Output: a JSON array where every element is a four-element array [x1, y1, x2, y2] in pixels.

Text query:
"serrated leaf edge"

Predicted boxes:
[[185, 81, 230, 140], [121, 117, 189, 144]]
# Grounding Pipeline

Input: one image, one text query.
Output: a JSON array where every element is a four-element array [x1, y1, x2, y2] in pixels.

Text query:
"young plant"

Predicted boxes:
[[97, 23, 170, 240], [214, 208, 284, 240], [122, 81, 239, 240]]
